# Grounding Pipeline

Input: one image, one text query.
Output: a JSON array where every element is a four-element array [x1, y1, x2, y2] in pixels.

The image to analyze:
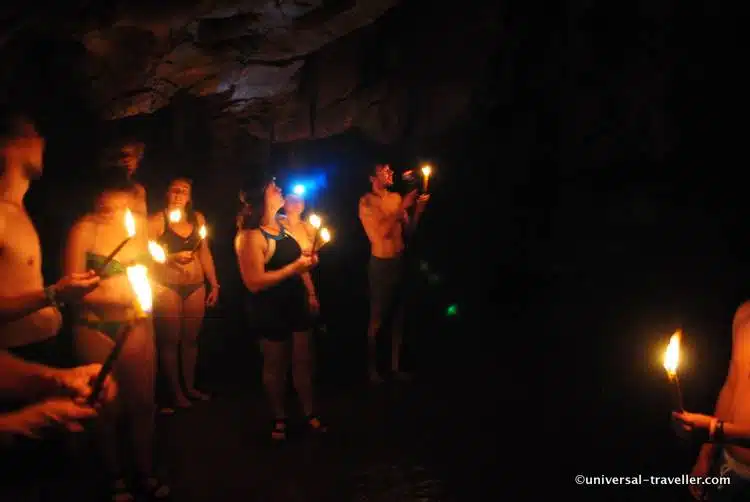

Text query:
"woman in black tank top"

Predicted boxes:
[[234, 178, 328, 440], [148, 178, 220, 412]]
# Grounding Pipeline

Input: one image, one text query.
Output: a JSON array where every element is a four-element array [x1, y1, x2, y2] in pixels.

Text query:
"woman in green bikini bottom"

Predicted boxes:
[[64, 171, 169, 500], [148, 178, 220, 412]]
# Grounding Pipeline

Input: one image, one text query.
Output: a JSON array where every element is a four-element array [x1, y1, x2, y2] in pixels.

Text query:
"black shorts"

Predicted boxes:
[[244, 283, 312, 342], [368, 255, 405, 320]]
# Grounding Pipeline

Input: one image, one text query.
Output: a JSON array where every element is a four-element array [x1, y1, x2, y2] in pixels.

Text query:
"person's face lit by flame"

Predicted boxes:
[[96, 190, 131, 222], [2, 118, 45, 180], [265, 180, 284, 214], [371, 164, 394, 190], [119, 143, 144, 177], [284, 194, 305, 217], [167, 179, 191, 209]]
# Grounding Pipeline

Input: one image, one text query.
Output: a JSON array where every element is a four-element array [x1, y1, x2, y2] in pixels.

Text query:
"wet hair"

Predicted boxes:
[[237, 175, 275, 231]]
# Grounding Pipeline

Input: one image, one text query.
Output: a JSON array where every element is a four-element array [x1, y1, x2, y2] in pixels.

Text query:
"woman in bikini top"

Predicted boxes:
[[148, 178, 219, 411], [63, 171, 169, 500]]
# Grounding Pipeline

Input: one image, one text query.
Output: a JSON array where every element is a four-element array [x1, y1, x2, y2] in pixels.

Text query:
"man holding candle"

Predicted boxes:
[[671, 302, 750, 500], [0, 110, 102, 361], [359, 163, 429, 384]]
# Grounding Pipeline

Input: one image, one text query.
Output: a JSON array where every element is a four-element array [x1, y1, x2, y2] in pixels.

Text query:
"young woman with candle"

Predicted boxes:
[[64, 169, 168, 501], [148, 178, 219, 412], [235, 178, 326, 440]]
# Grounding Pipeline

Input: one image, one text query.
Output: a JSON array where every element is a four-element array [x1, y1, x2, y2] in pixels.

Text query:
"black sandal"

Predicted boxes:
[[271, 418, 288, 441]]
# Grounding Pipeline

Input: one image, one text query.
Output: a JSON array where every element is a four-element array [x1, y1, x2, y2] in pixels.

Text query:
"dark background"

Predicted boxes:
[[4, 1, 748, 500]]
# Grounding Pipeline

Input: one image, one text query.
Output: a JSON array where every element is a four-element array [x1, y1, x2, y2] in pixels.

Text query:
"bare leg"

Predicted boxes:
[[117, 320, 157, 477], [260, 338, 289, 419], [292, 331, 314, 416], [181, 286, 208, 399], [154, 287, 190, 408], [72, 327, 125, 489]]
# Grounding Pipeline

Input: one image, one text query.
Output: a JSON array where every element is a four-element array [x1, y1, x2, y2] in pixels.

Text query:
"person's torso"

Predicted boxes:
[[156, 210, 204, 284], [280, 217, 314, 253], [80, 215, 150, 318], [723, 315, 750, 464], [255, 225, 304, 300], [0, 203, 61, 348], [364, 192, 404, 258]]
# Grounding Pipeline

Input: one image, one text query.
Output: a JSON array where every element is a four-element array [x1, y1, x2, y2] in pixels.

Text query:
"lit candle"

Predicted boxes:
[[168, 209, 182, 223], [99, 208, 136, 272], [148, 241, 167, 264], [88, 263, 154, 404], [191, 225, 207, 252], [308, 213, 322, 251], [663, 330, 685, 412], [313, 227, 331, 253], [421, 164, 432, 192]]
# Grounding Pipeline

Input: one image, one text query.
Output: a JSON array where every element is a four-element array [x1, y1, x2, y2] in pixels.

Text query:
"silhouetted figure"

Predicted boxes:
[[358, 164, 428, 384]]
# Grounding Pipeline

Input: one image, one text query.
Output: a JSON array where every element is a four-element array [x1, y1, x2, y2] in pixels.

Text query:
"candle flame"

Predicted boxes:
[[148, 241, 166, 264], [199, 225, 207, 239], [309, 214, 321, 229], [664, 330, 681, 376], [124, 209, 136, 237], [421, 164, 432, 178], [126, 264, 153, 316], [320, 227, 331, 243], [168, 209, 182, 223]]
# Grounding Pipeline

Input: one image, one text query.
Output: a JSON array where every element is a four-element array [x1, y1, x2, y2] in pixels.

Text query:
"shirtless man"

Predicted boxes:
[[359, 164, 428, 384], [0, 110, 100, 361], [672, 301, 750, 500]]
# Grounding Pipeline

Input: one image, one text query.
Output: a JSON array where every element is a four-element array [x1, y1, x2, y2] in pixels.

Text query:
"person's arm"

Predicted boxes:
[[696, 323, 743, 462], [195, 212, 219, 289], [147, 213, 164, 240], [301, 272, 316, 298], [0, 351, 61, 401], [236, 230, 300, 293], [0, 210, 54, 324]]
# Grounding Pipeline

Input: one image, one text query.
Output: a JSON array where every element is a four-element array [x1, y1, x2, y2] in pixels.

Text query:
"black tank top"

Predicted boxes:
[[254, 225, 305, 302], [158, 210, 201, 252]]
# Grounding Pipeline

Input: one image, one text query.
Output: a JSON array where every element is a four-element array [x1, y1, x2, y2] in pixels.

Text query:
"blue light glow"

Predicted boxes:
[[292, 184, 306, 195]]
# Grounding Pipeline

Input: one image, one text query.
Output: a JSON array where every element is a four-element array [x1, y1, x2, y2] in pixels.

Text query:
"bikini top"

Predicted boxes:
[[86, 252, 152, 278], [158, 210, 201, 253]]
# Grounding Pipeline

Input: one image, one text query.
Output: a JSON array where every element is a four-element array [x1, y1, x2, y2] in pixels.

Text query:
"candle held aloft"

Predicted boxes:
[[308, 213, 323, 251], [313, 227, 331, 253], [663, 330, 685, 412], [421, 164, 432, 192], [99, 209, 136, 272]]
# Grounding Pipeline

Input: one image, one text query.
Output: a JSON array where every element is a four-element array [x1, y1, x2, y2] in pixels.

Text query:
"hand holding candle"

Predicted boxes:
[[308, 213, 322, 251], [98, 209, 136, 272], [663, 330, 685, 412]]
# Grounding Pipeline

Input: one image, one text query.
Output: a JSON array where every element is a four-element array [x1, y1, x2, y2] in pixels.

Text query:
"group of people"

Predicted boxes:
[[1, 108, 429, 500]]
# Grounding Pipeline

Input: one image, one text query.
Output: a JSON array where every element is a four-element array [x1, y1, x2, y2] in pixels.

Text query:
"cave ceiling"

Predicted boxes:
[[1, 0, 500, 143]]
